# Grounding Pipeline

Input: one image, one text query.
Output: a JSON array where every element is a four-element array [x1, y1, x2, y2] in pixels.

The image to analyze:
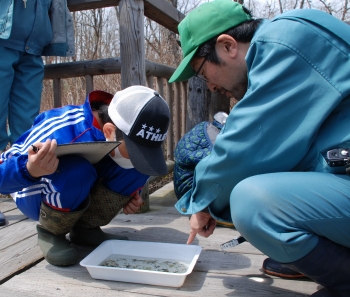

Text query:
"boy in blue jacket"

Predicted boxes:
[[0, 85, 170, 266]]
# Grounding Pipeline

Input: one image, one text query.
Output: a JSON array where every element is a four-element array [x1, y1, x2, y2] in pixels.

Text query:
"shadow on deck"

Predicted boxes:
[[0, 182, 319, 296]]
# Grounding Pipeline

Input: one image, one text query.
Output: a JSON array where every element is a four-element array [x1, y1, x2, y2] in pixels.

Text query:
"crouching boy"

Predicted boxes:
[[0, 86, 170, 266]]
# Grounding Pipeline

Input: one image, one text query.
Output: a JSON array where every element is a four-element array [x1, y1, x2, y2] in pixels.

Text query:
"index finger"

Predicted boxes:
[[187, 230, 197, 245]]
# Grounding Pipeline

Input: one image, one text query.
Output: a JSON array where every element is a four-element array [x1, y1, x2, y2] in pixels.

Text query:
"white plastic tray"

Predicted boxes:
[[80, 240, 202, 287]]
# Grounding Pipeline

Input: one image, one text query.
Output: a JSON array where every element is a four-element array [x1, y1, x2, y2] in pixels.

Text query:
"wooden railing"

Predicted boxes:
[[45, 0, 187, 161], [45, 58, 187, 161], [44, 0, 188, 211], [67, 0, 183, 33]]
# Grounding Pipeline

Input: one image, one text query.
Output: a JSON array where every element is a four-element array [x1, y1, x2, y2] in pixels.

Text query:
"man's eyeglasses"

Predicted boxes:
[[194, 54, 209, 82]]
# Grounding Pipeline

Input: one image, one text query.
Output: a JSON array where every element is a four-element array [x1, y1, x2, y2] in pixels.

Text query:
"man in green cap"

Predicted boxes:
[[170, 0, 350, 296]]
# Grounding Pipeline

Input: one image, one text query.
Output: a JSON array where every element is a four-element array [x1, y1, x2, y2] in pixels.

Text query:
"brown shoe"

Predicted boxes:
[[262, 257, 306, 279]]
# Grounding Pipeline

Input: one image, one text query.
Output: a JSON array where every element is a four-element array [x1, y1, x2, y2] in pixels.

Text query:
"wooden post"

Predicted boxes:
[[186, 78, 230, 132], [186, 77, 210, 131], [118, 0, 146, 88], [180, 81, 187, 138], [173, 82, 181, 145], [85, 75, 94, 95], [53, 78, 62, 107], [166, 81, 174, 160], [146, 75, 153, 88], [208, 92, 230, 122], [119, 0, 148, 210], [156, 77, 166, 154], [156, 77, 164, 96], [138, 178, 150, 213]]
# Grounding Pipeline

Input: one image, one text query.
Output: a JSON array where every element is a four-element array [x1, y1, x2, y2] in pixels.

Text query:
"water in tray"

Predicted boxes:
[[100, 255, 189, 273]]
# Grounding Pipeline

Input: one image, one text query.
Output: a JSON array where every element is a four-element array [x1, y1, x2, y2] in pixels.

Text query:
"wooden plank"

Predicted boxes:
[[0, 287, 40, 297], [0, 182, 319, 296], [0, 235, 43, 282], [44, 59, 174, 80], [0, 200, 17, 213], [1, 257, 318, 296], [44, 58, 122, 79], [0, 219, 37, 250], [67, 0, 185, 33], [0, 209, 42, 283], [144, 0, 185, 33], [67, 0, 120, 12], [109, 209, 262, 256], [112, 182, 262, 256], [0, 208, 28, 230], [145, 60, 174, 80]]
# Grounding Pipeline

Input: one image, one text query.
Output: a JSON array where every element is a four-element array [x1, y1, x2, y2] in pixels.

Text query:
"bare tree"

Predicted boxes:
[[41, 0, 350, 112]]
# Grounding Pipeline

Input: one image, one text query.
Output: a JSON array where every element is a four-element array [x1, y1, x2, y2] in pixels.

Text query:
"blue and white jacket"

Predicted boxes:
[[0, 91, 148, 195]]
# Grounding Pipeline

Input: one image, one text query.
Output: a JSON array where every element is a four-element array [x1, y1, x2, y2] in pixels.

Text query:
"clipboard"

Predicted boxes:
[[55, 141, 121, 164]]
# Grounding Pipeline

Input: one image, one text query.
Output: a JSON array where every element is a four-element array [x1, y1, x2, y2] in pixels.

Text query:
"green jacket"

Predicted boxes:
[[175, 9, 350, 223]]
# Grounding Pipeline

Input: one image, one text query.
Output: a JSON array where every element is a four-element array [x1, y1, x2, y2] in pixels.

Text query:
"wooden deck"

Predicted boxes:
[[0, 182, 319, 296]]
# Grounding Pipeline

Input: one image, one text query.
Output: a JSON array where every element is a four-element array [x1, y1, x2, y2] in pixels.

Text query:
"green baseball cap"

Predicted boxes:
[[169, 0, 251, 83]]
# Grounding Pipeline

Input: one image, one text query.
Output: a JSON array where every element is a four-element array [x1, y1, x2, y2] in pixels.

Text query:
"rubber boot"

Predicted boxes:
[[70, 180, 132, 246], [37, 199, 89, 266], [285, 237, 350, 297], [70, 226, 128, 247], [37, 225, 77, 266], [0, 211, 6, 226]]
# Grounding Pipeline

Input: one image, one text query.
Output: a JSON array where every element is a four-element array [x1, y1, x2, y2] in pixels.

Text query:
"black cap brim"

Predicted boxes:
[[123, 132, 168, 176]]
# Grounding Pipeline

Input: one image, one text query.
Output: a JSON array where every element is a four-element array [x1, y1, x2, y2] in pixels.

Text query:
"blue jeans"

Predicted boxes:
[[0, 46, 44, 149], [230, 172, 350, 263]]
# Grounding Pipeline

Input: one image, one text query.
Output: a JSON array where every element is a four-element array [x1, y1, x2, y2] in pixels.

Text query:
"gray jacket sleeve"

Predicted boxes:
[[42, 0, 75, 57]]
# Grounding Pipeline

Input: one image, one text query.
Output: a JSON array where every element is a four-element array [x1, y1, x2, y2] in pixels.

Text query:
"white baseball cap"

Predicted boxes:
[[108, 85, 170, 176]]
